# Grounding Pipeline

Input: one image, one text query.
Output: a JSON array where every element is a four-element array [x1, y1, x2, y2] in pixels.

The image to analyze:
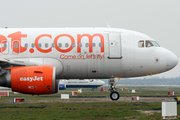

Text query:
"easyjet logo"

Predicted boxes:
[[0, 31, 104, 53], [20, 76, 43, 82]]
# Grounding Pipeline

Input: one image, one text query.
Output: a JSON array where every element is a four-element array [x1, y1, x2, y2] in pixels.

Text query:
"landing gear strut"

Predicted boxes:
[[109, 78, 120, 101]]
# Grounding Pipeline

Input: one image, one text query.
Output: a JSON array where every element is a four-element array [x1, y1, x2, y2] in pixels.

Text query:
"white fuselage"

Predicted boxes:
[[59, 79, 105, 88], [0, 28, 177, 79]]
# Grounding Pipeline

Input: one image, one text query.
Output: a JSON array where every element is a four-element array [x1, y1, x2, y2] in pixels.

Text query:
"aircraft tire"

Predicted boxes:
[[110, 91, 119, 101]]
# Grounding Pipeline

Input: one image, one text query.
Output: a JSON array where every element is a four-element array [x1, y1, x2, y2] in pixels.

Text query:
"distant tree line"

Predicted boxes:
[[101, 76, 180, 85]]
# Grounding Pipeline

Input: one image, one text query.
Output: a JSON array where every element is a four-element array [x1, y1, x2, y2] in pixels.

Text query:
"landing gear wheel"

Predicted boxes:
[[110, 91, 120, 101]]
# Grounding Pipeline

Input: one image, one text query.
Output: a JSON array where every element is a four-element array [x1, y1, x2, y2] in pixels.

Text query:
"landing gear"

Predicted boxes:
[[110, 91, 119, 101], [109, 78, 120, 101]]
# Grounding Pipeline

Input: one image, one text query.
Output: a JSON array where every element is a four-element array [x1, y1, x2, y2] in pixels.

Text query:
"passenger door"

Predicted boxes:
[[108, 33, 122, 59]]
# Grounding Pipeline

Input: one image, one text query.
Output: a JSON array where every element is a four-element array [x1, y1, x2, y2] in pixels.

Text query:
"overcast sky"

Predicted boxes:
[[0, 0, 179, 78]]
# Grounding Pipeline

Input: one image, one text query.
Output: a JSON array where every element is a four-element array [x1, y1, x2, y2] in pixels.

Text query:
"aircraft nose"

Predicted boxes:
[[101, 81, 105, 85], [166, 51, 178, 71]]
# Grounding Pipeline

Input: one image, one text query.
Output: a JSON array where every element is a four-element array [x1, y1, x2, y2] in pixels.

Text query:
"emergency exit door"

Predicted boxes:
[[1, 40, 9, 55], [108, 33, 122, 59]]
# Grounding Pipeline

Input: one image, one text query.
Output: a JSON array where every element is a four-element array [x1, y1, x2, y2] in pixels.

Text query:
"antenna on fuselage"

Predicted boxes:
[[106, 22, 111, 28]]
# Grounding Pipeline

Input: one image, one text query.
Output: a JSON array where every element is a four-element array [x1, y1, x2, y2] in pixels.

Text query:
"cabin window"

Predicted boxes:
[[138, 40, 144, 48], [31, 43, 35, 48], [52, 43, 55, 48], [92, 43, 96, 47], [85, 43, 89, 47], [25, 43, 28, 48], [146, 40, 154, 47], [72, 43, 75, 47], [79, 43, 82, 47], [4, 44, 7, 48], [99, 43, 102, 47], [38, 43, 41, 48], [65, 43, 69, 47], [14, 43, 18, 48], [58, 43, 62, 48], [45, 43, 48, 48]]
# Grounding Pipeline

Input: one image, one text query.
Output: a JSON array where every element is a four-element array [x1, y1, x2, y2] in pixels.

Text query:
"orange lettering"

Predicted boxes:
[[35, 34, 52, 53], [54, 34, 75, 53], [77, 34, 104, 53], [8, 31, 27, 53]]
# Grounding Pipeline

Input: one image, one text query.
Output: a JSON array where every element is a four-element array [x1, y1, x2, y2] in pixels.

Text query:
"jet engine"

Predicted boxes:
[[0, 65, 59, 95], [59, 84, 66, 90]]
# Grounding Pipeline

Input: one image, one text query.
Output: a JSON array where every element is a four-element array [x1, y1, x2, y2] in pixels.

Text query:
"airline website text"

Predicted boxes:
[[0, 31, 105, 54]]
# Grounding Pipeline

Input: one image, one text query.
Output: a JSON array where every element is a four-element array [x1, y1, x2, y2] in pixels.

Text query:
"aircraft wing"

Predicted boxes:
[[0, 58, 41, 76], [0, 58, 39, 66], [0, 57, 62, 77]]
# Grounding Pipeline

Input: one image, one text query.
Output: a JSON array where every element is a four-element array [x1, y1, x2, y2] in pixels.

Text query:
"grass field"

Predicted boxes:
[[0, 102, 180, 120], [1, 86, 180, 102], [0, 86, 180, 119]]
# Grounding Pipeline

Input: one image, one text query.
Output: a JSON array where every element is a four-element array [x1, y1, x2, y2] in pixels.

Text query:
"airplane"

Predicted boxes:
[[0, 27, 178, 100], [58, 79, 105, 91]]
